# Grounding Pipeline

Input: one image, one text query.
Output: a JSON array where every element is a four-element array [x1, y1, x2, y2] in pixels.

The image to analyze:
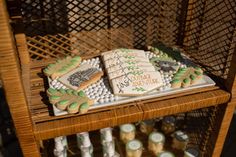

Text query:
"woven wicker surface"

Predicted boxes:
[[1, 0, 236, 156], [40, 106, 225, 157]]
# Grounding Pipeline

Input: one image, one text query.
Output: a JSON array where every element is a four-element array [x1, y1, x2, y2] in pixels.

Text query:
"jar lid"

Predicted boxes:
[[174, 131, 189, 142], [126, 139, 142, 151], [163, 116, 176, 125], [120, 124, 135, 133], [149, 132, 165, 143], [184, 147, 200, 157], [158, 151, 175, 157]]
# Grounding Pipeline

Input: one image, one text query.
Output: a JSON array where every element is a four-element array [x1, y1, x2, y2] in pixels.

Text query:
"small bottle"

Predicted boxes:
[[76, 132, 93, 156], [184, 147, 200, 157], [100, 128, 120, 157], [161, 116, 176, 134], [102, 140, 115, 157], [172, 130, 189, 150], [157, 151, 175, 157], [100, 127, 113, 143], [126, 139, 143, 157], [148, 132, 165, 155], [139, 119, 155, 134], [54, 136, 67, 157], [120, 124, 136, 143], [81, 146, 93, 157]]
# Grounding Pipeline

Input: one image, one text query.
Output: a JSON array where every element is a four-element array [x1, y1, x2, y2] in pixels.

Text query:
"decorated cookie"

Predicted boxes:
[[111, 71, 163, 96], [150, 57, 179, 73], [104, 58, 150, 69], [106, 61, 153, 74], [101, 48, 147, 61], [47, 88, 94, 114], [44, 56, 81, 79], [58, 63, 103, 91], [108, 65, 156, 80], [171, 67, 203, 88]]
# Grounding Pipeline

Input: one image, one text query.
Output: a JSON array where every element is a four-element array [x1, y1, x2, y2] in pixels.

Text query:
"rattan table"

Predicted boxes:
[[0, 0, 236, 156]]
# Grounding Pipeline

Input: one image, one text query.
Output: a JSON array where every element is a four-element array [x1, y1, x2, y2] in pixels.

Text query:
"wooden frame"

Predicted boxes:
[[1, 0, 236, 156]]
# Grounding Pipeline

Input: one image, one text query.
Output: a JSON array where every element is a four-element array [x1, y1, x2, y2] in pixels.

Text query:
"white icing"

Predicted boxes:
[[121, 124, 135, 133], [150, 133, 164, 143], [127, 140, 141, 150], [160, 152, 174, 157]]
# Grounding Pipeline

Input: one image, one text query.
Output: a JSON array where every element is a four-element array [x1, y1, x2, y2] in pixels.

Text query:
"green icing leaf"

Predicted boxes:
[[43, 68, 51, 75], [126, 61, 135, 65], [72, 90, 78, 96], [47, 64, 55, 68], [74, 56, 81, 59], [171, 79, 181, 83], [48, 88, 57, 94], [178, 68, 187, 72], [59, 89, 66, 94], [80, 102, 89, 110], [127, 66, 138, 71], [124, 55, 135, 59], [66, 89, 74, 95], [78, 91, 85, 97], [194, 71, 201, 76], [183, 78, 190, 83], [190, 74, 196, 80], [50, 95, 60, 100], [130, 71, 143, 76], [58, 100, 69, 105], [69, 102, 79, 109], [58, 67, 67, 73]]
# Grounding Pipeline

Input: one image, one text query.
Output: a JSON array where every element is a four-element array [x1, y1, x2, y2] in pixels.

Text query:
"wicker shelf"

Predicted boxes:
[[1, 0, 236, 157], [27, 60, 230, 140]]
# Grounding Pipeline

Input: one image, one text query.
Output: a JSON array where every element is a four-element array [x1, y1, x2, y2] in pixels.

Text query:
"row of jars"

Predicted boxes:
[[120, 116, 200, 157], [53, 116, 200, 157]]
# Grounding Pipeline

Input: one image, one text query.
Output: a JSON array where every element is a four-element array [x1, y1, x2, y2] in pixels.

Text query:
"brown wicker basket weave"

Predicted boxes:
[[0, 0, 236, 157]]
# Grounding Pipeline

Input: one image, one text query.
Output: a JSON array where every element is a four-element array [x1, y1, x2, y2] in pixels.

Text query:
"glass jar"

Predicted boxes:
[[139, 119, 155, 134], [148, 132, 165, 155], [157, 151, 175, 157], [120, 124, 136, 143], [126, 139, 143, 157], [184, 147, 200, 157], [172, 130, 189, 150], [161, 116, 176, 134]]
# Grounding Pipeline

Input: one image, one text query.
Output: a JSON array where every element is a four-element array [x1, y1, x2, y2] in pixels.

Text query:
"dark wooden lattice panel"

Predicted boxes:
[[26, 27, 133, 60], [20, 0, 69, 36], [20, 0, 187, 49], [184, 0, 236, 79], [66, 0, 108, 32], [110, 0, 186, 48]]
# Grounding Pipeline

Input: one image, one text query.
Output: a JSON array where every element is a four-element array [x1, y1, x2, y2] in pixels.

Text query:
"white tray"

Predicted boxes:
[[49, 75, 215, 116]]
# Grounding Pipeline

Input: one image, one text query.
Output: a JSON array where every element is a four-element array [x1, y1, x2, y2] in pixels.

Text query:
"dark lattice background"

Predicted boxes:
[[184, 0, 236, 79], [7, 0, 236, 80]]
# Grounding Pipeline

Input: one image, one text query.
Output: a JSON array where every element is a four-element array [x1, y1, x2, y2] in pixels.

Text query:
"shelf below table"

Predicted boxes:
[[28, 61, 230, 140]]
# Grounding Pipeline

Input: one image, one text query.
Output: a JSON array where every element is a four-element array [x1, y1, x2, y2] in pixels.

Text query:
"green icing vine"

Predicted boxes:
[[132, 87, 146, 92], [130, 71, 143, 76]]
